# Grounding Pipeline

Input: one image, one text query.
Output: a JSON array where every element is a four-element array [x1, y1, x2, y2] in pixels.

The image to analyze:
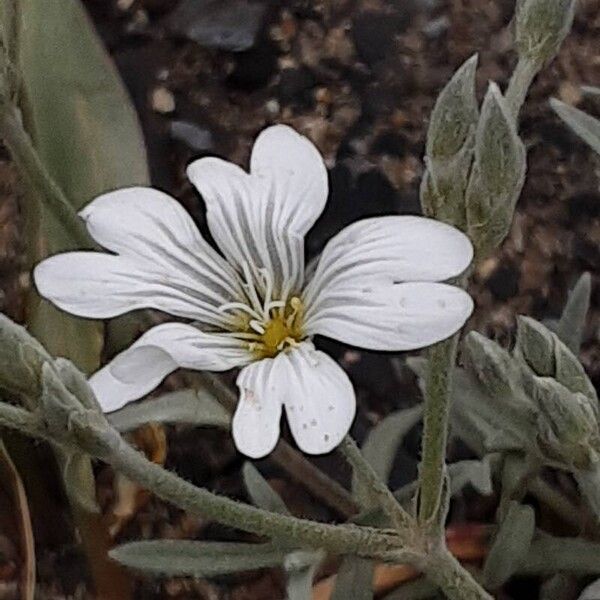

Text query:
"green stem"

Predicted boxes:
[[0, 402, 47, 439], [417, 334, 459, 524], [339, 436, 413, 531], [505, 57, 540, 121], [197, 372, 358, 518], [102, 433, 399, 559], [0, 104, 91, 249], [423, 550, 492, 600]]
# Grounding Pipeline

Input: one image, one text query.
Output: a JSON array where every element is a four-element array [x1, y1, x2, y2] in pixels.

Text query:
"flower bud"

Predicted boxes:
[[515, 0, 576, 67], [531, 376, 600, 469], [421, 55, 479, 228], [514, 316, 555, 376], [426, 54, 479, 162], [515, 316, 597, 402], [465, 83, 526, 257], [463, 332, 522, 400]]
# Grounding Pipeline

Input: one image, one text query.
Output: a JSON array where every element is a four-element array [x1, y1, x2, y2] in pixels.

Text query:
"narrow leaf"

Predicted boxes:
[[15, 0, 150, 373], [354, 406, 422, 507], [60, 450, 99, 514], [108, 389, 230, 432], [520, 535, 600, 575], [110, 541, 289, 577], [555, 272, 591, 354], [551, 98, 600, 156], [483, 502, 535, 587], [242, 462, 290, 515], [331, 557, 374, 600], [285, 551, 324, 600]]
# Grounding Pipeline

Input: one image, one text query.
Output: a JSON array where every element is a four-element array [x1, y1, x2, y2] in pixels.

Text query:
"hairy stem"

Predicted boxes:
[[505, 58, 540, 121], [424, 550, 492, 600], [417, 334, 459, 525], [101, 432, 399, 558], [339, 435, 413, 531], [197, 372, 358, 518], [0, 104, 90, 248]]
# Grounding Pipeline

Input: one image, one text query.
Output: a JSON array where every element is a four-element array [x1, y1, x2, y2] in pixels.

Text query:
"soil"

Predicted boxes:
[[1, 0, 600, 598]]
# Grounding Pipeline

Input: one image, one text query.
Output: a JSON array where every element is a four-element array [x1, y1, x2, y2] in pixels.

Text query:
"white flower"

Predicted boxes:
[[34, 125, 474, 458]]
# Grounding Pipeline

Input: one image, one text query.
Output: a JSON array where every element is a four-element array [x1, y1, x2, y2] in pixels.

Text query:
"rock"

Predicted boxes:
[[227, 42, 278, 90], [277, 67, 316, 107], [169, 121, 214, 152], [351, 7, 416, 66], [167, 0, 267, 52], [150, 86, 175, 113], [487, 263, 520, 301]]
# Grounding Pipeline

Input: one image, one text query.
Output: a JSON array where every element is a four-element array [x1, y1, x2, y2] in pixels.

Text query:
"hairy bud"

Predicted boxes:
[[531, 377, 600, 469], [466, 83, 526, 257], [421, 55, 479, 228], [515, 316, 597, 402], [464, 332, 523, 400], [515, 0, 576, 66]]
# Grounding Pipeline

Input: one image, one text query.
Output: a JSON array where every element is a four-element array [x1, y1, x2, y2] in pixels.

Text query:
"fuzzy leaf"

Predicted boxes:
[[483, 502, 535, 588], [60, 450, 99, 513], [243, 462, 290, 516], [15, 0, 149, 374], [551, 98, 600, 156], [555, 273, 591, 354], [516, 0, 576, 65], [285, 551, 324, 600], [354, 405, 423, 508], [466, 83, 526, 256], [331, 557, 374, 600], [110, 541, 289, 577], [520, 535, 600, 575], [426, 54, 479, 161], [108, 389, 230, 432]]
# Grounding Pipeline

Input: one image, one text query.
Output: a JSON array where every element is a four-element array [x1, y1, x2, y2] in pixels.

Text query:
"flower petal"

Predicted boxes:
[[278, 343, 356, 454], [304, 282, 474, 351], [80, 186, 242, 312], [250, 124, 328, 236], [90, 323, 251, 412], [233, 359, 283, 459], [232, 343, 355, 457], [303, 216, 473, 309], [34, 252, 236, 326], [186, 125, 328, 296]]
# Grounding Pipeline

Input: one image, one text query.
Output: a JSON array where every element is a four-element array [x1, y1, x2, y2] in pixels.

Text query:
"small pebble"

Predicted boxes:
[[151, 87, 175, 114]]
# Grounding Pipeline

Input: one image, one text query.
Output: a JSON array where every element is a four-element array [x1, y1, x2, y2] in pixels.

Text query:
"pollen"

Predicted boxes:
[[256, 297, 304, 359]]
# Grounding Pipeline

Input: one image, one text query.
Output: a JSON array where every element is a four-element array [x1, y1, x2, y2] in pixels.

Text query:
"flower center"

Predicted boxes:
[[218, 263, 305, 359]]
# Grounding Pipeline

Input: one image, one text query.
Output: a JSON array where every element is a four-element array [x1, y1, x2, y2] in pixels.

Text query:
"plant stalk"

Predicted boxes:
[[505, 58, 540, 121], [0, 104, 91, 248], [423, 549, 493, 600], [339, 435, 413, 531], [417, 334, 459, 525], [102, 432, 400, 559], [197, 372, 358, 518]]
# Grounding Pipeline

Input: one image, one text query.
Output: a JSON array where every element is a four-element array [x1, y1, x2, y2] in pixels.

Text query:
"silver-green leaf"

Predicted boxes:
[[107, 389, 230, 432], [109, 540, 289, 577], [483, 502, 535, 588]]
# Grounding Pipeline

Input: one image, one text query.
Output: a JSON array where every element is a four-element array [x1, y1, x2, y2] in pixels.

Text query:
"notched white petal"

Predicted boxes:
[[187, 125, 328, 296], [90, 324, 250, 413], [305, 282, 474, 352], [304, 216, 473, 309], [233, 359, 282, 459], [250, 124, 328, 236], [277, 343, 356, 455]]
